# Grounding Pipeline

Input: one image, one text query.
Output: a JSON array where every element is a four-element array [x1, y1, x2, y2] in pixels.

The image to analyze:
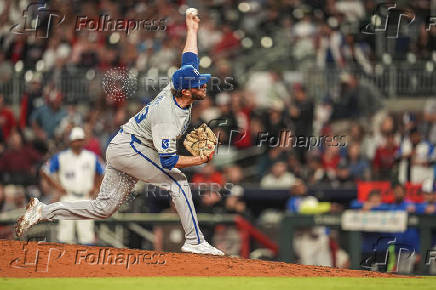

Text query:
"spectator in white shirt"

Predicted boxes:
[[261, 161, 295, 189]]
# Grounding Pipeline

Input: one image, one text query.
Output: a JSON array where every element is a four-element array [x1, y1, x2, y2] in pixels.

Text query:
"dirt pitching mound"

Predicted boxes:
[[0, 240, 402, 278]]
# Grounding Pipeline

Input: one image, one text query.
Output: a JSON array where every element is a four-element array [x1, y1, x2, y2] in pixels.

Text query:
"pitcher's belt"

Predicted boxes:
[[119, 128, 156, 151]]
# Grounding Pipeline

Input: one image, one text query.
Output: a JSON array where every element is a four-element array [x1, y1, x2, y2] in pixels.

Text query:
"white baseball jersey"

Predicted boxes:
[[40, 52, 206, 246], [45, 149, 105, 196], [121, 83, 191, 155]]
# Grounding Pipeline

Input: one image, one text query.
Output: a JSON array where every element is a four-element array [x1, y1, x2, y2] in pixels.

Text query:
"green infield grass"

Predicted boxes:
[[1, 276, 435, 290]]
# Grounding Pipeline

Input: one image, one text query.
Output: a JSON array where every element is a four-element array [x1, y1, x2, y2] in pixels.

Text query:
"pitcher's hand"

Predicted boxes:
[[186, 11, 200, 32]]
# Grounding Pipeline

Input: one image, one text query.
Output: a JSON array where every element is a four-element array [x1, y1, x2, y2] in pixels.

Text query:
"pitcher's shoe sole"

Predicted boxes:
[[15, 198, 43, 237]]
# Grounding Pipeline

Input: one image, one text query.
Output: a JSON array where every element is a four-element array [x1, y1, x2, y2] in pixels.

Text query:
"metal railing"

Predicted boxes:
[[1, 62, 435, 107]]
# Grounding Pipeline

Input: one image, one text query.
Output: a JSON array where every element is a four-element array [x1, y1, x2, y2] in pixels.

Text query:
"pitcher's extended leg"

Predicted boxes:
[[42, 165, 137, 220]]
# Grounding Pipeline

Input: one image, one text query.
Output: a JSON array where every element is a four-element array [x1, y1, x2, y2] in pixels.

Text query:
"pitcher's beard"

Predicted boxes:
[[191, 94, 206, 100]]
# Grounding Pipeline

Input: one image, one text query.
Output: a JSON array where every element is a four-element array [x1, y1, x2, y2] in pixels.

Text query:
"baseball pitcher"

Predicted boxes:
[[16, 10, 224, 255]]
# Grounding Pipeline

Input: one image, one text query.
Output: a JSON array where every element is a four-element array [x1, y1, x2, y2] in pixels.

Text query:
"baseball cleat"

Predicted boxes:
[[181, 241, 225, 256], [15, 198, 43, 237]]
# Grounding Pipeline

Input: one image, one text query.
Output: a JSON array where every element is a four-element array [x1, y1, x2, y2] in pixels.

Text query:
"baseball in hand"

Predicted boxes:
[[186, 8, 198, 16]]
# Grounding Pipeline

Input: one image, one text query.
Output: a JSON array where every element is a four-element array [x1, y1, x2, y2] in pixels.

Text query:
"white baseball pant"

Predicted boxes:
[[57, 195, 95, 244], [41, 130, 204, 245]]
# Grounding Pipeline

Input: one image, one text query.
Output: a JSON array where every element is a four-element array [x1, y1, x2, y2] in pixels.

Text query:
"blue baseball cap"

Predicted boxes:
[[172, 65, 211, 90]]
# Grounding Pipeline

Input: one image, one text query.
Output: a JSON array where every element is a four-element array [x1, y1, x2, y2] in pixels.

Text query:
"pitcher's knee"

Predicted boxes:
[[91, 200, 117, 219], [93, 207, 113, 219]]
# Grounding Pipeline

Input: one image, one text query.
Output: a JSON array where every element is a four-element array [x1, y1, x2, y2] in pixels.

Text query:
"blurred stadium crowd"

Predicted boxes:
[[0, 0, 436, 270]]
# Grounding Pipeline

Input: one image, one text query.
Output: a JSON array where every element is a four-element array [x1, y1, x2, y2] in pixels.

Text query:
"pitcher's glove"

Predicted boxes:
[[183, 123, 217, 161]]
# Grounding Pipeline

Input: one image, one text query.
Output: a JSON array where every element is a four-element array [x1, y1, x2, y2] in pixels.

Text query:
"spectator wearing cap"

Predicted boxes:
[[40, 127, 104, 245]]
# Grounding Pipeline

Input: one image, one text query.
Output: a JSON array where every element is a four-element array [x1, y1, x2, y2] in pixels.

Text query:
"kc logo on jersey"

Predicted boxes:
[[162, 139, 170, 149]]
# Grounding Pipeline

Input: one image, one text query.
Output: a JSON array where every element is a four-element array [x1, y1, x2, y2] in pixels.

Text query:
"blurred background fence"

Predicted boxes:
[[2, 61, 436, 107]]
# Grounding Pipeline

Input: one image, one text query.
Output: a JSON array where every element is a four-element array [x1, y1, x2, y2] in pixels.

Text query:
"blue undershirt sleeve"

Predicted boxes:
[[48, 154, 60, 173], [181, 52, 199, 69], [159, 154, 180, 170]]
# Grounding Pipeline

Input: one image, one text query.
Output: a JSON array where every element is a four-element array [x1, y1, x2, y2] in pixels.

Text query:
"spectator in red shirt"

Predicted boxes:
[[0, 130, 41, 185], [0, 94, 16, 142], [322, 145, 341, 179], [213, 25, 240, 57], [83, 122, 102, 157], [373, 132, 399, 180], [192, 163, 225, 186]]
